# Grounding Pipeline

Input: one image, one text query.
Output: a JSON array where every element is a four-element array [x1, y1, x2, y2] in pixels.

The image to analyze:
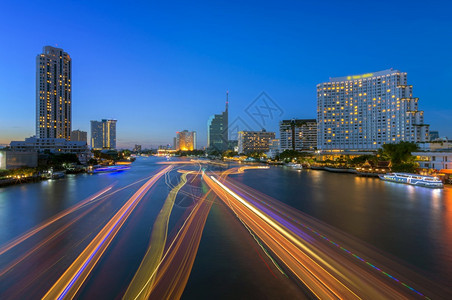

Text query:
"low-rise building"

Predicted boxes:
[[414, 151, 452, 171], [238, 129, 275, 154], [10, 137, 88, 154], [417, 140, 452, 151], [0, 150, 38, 170]]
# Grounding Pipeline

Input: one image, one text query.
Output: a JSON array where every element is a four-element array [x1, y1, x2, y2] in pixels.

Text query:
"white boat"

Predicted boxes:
[[378, 173, 443, 188], [287, 163, 303, 170]]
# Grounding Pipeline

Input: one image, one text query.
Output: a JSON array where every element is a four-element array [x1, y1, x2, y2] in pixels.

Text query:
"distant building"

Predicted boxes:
[[317, 69, 429, 151], [133, 144, 142, 152], [238, 129, 275, 154], [267, 139, 280, 159], [429, 131, 439, 141], [0, 150, 38, 170], [280, 119, 317, 151], [36, 46, 72, 140], [228, 140, 238, 152], [71, 130, 87, 143], [176, 130, 196, 151], [208, 92, 229, 152], [90, 119, 117, 150], [10, 137, 88, 154], [417, 140, 452, 152]]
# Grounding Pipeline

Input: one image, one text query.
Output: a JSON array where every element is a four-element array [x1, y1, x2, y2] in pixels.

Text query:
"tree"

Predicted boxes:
[[379, 141, 419, 172], [223, 150, 238, 157], [350, 154, 376, 166]]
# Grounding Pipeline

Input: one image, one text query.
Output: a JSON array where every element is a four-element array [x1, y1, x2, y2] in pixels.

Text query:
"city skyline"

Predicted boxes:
[[1, 2, 452, 299], [1, 1, 451, 148]]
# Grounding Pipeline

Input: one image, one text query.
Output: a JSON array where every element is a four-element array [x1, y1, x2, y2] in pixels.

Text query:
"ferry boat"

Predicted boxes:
[[287, 163, 303, 170], [88, 165, 130, 174], [378, 173, 443, 188]]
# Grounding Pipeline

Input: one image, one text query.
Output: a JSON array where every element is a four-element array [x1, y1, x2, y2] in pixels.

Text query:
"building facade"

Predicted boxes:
[[10, 137, 88, 154], [414, 151, 452, 171], [90, 119, 117, 150], [71, 130, 87, 143], [317, 69, 429, 151], [36, 46, 72, 140], [0, 150, 38, 170], [280, 119, 317, 151], [429, 131, 439, 141], [208, 92, 229, 152], [267, 139, 280, 159], [175, 130, 196, 151], [238, 130, 275, 154]]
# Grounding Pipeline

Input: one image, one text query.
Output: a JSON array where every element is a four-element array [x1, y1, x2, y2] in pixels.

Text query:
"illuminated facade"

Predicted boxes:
[[414, 151, 452, 171], [280, 119, 317, 151], [317, 69, 429, 151], [238, 130, 275, 154], [36, 46, 72, 140], [90, 119, 117, 150], [175, 130, 196, 151], [207, 92, 229, 152]]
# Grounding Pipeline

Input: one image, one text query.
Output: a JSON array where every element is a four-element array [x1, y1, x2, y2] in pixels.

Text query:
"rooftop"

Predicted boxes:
[[329, 69, 402, 82]]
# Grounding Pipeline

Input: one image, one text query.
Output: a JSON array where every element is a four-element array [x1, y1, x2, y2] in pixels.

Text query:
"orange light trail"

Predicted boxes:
[[139, 188, 215, 299], [204, 171, 438, 299], [42, 166, 172, 300]]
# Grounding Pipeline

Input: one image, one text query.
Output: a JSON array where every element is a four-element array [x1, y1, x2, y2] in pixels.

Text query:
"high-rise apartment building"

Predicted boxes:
[[207, 92, 229, 152], [238, 129, 275, 154], [175, 130, 196, 151], [90, 119, 117, 150], [280, 119, 317, 151], [71, 130, 87, 143], [317, 69, 429, 151], [36, 46, 72, 140]]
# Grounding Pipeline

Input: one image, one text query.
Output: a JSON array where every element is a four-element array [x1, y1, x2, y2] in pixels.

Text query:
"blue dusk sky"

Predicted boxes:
[[0, 0, 451, 148]]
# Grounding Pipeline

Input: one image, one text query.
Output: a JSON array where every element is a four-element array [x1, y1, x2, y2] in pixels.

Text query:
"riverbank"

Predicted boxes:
[[0, 176, 44, 188]]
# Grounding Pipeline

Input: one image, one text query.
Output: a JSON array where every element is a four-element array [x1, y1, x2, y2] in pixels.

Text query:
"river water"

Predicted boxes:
[[0, 158, 450, 298]]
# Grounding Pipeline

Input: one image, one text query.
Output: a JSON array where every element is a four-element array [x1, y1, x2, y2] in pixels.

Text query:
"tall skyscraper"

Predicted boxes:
[[71, 130, 87, 143], [207, 92, 229, 152], [90, 119, 117, 150], [36, 46, 72, 140], [280, 119, 317, 151], [317, 69, 429, 151], [175, 130, 197, 151]]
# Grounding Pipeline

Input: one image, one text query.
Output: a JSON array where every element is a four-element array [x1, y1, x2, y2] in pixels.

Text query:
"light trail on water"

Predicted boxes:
[[204, 169, 444, 299], [0, 185, 114, 256], [42, 166, 172, 300]]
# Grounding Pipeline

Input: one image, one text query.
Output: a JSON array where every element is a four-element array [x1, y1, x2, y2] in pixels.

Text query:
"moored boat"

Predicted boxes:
[[324, 167, 357, 174], [287, 163, 303, 170], [88, 165, 130, 174], [378, 172, 443, 188]]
